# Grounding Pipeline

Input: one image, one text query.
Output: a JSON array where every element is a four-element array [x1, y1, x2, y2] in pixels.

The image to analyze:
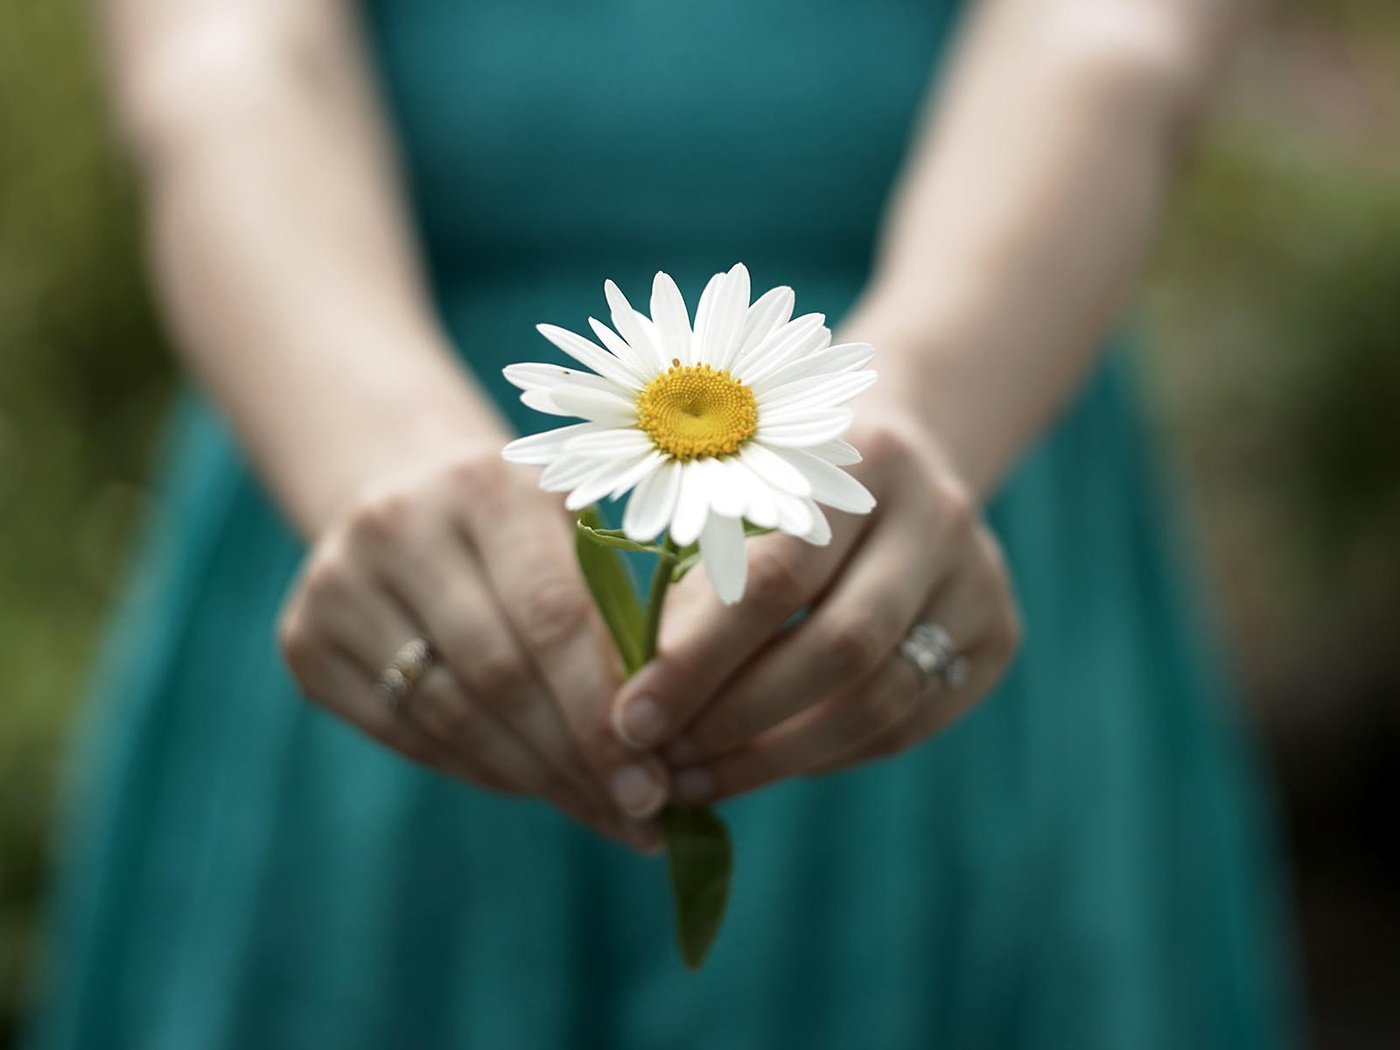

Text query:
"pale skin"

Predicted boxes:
[[100, 0, 1246, 850]]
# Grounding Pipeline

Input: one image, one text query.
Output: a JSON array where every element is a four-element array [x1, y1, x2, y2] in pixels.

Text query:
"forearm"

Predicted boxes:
[[104, 2, 504, 537], [846, 0, 1247, 497]]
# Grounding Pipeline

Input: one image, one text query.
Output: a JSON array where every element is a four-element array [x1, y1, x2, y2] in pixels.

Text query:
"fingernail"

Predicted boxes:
[[610, 763, 666, 818], [666, 735, 699, 764], [672, 767, 714, 805], [615, 695, 667, 748]]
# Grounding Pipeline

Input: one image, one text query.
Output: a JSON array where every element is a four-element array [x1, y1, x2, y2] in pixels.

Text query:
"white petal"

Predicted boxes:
[[703, 457, 748, 518], [731, 458, 779, 528], [773, 491, 814, 536], [623, 458, 683, 541], [757, 409, 854, 447], [564, 428, 653, 457], [734, 313, 831, 382], [607, 450, 667, 499], [692, 271, 725, 349], [772, 447, 876, 514], [650, 272, 693, 366], [504, 363, 630, 397], [800, 500, 832, 546], [740, 286, 794, 354], [806, 438, 863, 466], [716, 456, 784, 529], [540, 454, 603, 491], [738, 441, 812, 496], [636, 314, 661, 349], [669, 463, 710, 546], [605, 279, 667, 372], [521, 388, 569, 416], [759, 371, 877, 413], [548, 384, 638, 425], [699, 263, 750, 370], [564, 452, 654, 510], [503, 362, 565, 391], [699, 512, 747, 605], [752, 342, 876, 394], [502, 422, 602, 465], [536, 324, 645, 389], [588, 317, 655, 377]]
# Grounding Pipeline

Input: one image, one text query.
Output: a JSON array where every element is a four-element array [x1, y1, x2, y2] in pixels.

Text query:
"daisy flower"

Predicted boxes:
[[501, 263, 877, 603]]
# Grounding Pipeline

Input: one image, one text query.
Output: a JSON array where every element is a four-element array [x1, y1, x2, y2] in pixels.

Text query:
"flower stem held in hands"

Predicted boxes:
[[643, 538, 678, 661], [576, 516, 733, 970], [513, 265, 880, 969]]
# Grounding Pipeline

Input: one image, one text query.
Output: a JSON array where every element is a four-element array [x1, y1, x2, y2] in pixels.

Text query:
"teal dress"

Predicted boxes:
[[24, 2, 1293, 1047]]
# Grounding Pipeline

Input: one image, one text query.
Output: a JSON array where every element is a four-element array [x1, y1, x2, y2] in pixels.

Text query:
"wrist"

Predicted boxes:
[[835, 312, 985, 499], [264, 349, 512, 540]]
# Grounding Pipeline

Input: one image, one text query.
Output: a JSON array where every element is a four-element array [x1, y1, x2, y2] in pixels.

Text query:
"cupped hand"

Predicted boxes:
[[277, 444, 670, 851], [610, 410, 1022, 805]]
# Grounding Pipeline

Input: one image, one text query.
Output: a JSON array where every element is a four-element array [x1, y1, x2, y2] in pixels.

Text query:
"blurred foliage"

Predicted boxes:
[[0, 3, 172, 1035], [1144, 82, 1400, 710], [0, 0, 1398, 1045]]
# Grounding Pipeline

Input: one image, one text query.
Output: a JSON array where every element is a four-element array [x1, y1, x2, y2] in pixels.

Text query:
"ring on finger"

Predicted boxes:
[[375, 636, 438, 708], [898, 621, 968, 690]]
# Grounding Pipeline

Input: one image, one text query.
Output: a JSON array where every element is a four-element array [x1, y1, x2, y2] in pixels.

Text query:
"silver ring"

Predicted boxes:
[[898, 622, 968, 690], [375, 637, 436, 708]]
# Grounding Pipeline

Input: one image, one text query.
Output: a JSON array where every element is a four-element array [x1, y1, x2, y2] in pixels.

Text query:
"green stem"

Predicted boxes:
[[642, 536, 679, 661]]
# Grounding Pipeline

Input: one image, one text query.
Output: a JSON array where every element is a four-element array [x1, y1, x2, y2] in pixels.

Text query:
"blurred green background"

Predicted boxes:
[[2, 2, 1397, 1047]]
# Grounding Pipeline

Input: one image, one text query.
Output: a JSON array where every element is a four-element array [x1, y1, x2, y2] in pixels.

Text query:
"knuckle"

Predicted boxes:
[[276, 615, 316, 676], [519, 580, 589, 648], [300, 554, 350, 603], [469, 648, 529, 699], [824, 614, 886, 679], [447, 452, 509, 511], [747, 547, 807, 608], [880, 679, 915, 727], [656, 648, 703, 691], [441, 701, 489, 750], [417, 680, 478, 743], [842, 686, 896, 741], [978, 528, 1010, 576], [847, 418, 907, 469], [702, 702, 758, 751], [936, 478, 975, 530], [348, 488, 416, 544], [584, 718, 627, 767]]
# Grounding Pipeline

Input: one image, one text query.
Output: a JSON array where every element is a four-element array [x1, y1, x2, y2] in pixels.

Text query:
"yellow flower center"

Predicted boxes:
[[635, 361, 759, 460]]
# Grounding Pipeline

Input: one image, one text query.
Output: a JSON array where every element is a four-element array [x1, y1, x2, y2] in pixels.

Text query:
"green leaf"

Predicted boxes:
[[574, 507, 646, 674], [661, 804, 733, 970], [576, 521, 668, 556], [670, 543, 701, 582], [576, 516, 736, 972], [670, 522, 774, 582]]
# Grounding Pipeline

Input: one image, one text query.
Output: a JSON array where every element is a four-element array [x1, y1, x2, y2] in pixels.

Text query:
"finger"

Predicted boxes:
[[809, 539, 1020, 776], [669, 500, 959, 765], [401, 666, 542, 795], [378, 530, 614, 819], [459, 470, 670, 821], [289, 549, 648, 845], [669, 519, 1016, 799], [315, 650, 656, 851], [610, 513, 867, 751], [667, 654, 922, 806], [290, 639, 478, 776], [406, 666, 651, 848]]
